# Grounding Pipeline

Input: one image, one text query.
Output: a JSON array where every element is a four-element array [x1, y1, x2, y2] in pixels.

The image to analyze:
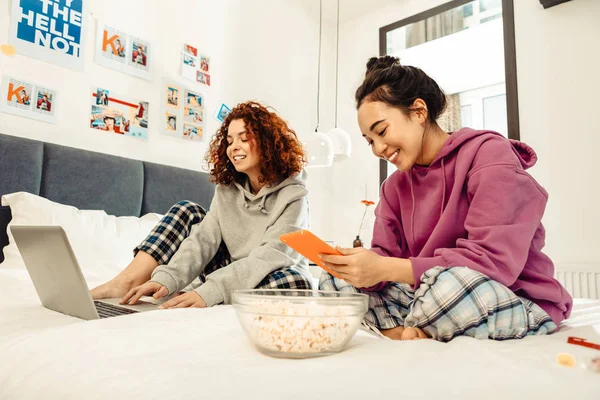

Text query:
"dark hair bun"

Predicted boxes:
[[366, 56, 400, 76], [356, 56, 447, 122]]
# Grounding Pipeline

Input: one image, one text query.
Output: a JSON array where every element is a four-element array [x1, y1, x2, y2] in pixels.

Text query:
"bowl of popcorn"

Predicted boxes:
[[232, 289, 369, 359]]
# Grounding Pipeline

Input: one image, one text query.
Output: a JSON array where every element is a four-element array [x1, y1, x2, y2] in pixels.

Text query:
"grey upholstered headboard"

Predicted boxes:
[[0, 133, 215, 263]]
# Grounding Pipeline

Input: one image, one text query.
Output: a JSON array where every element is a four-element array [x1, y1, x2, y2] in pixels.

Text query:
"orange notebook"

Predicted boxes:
[[280, 230, 342, 278]]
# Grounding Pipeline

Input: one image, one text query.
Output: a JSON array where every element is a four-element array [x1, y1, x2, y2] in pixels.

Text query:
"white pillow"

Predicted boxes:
[[1, 192, 162, 280]]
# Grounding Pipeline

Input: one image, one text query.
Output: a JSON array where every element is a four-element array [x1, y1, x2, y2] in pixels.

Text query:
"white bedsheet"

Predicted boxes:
[[1, 268, 599, 400]]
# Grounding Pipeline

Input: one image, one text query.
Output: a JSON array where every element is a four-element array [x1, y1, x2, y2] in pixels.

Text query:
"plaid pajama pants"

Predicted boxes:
[[320, 266, 557, 342], [134, 200, 312, 298]]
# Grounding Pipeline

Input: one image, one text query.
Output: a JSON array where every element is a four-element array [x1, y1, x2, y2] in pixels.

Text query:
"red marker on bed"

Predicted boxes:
[[567, 337, 600, 350]]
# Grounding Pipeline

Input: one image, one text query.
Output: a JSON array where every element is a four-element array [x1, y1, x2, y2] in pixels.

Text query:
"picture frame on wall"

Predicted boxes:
[[0, 76, 58, 124], [160, 78, 206, 142], [94, 21, 153, 81], [88, 87, 149, 140]]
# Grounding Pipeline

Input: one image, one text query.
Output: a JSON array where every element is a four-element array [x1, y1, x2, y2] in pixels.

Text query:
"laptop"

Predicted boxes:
[[10, 225, 160, 320]]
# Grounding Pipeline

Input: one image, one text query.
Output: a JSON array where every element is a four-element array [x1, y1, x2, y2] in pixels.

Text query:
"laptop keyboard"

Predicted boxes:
[[94, 301, 138, 318]]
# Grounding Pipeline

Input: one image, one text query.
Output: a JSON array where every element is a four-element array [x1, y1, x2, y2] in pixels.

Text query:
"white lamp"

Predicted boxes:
[[305, 0, 334, 169], [326, 0, 352, 162], [304, 131, 334, 168], [305, 0, 350, 167], [327, 127, 351, 161]]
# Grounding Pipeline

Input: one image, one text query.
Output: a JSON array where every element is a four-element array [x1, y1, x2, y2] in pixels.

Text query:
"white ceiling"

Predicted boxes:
[[300, 0, 406, 24], [337, 0, 406, 22]]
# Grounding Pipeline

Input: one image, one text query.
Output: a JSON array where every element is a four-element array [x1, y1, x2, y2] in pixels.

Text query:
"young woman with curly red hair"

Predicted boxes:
[[91, 101, 312, 308]]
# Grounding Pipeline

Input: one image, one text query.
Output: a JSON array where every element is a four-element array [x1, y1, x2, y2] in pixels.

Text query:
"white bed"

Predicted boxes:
[[0, 134, 599, 399], [1, 265, 599, 400]]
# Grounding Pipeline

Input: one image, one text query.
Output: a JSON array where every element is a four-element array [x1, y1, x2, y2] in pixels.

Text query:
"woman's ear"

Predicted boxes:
[[412, 98, 428, 123]]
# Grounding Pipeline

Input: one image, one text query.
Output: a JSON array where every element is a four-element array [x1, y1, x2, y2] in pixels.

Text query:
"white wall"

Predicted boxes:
[[220, 0, 338, 241], [0, 0, 337, 239], [513, 0, 600, 267], [330, 0, 447, 248], [4, 0, 597, 268], [0, 0, 229, 171], [330, 0, 600, 269]]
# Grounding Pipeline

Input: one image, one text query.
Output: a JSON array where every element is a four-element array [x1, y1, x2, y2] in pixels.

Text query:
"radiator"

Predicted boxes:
[[555, 265, 600, 299]]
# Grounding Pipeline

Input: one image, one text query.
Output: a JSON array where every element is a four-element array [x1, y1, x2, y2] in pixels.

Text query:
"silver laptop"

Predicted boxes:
[[10, 225, 159, 320]]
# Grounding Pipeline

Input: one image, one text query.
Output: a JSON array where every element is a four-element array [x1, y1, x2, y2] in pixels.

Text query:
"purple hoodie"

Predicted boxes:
[[369, 128, 572, 326]]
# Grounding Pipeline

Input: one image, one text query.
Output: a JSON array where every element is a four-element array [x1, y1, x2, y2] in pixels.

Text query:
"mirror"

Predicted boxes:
[[379, 0, 519, 183]]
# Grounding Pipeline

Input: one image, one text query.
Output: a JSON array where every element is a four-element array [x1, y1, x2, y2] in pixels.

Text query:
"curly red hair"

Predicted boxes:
[[205, 101, 306, 185]]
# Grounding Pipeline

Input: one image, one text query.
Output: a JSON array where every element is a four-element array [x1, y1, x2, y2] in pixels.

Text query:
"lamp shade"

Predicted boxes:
[[304, 131, 334, 168], [327, 127, 351, 161]]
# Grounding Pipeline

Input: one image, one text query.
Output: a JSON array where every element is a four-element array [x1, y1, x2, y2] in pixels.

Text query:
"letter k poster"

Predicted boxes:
[[0, 76, 58, 124], [94, 21, 152, 81]]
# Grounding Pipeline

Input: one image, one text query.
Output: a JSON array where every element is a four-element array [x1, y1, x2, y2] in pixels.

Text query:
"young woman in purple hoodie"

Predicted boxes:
[[319, 56, 572, 342]]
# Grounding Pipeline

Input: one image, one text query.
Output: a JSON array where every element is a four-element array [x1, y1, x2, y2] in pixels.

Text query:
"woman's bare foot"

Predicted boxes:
[[90, 251, 159, 299], [381, 326, 429, 340], [381, 326, 405, 340], [400, 327, 429, 340]]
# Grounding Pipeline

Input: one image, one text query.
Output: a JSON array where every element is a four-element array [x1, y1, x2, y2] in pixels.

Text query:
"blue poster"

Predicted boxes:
[[9, 0, 88, 71]]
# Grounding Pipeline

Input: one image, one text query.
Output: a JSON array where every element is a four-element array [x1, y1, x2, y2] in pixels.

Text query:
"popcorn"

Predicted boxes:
[[237, 300, 362, 356]]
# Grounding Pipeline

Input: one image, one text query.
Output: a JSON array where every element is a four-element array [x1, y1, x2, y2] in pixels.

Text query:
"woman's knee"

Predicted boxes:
[[318, 272, 360, 294], [256, 268, 313, 290], [418, 266, 483, 287], [407, 266, 530, 341], [170, 200, 204, 213], [168, 200, 206, 221]]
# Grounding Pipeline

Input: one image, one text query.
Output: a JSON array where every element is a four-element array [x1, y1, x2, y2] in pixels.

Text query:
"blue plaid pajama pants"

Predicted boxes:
[[320, 266, 557, 342], [134, 201, 312, 296]]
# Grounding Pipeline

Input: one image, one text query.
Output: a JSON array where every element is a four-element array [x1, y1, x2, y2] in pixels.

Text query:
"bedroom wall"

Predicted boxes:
[[513, 0, 600, 269], [0, 0, 228, 170], [329, 0, 448, 249], [0, 0, 229, 171], [329, 0, 600, 270], [219, 0, 337, 242], [0, 0, 337, 239]]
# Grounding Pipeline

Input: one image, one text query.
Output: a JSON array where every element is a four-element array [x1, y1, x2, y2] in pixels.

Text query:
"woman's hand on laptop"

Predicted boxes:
[[121, 281, 168, 305], [159, 291, 207, 309]]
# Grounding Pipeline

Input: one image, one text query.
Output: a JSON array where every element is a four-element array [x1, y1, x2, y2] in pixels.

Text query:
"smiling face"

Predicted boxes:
[[226, 119, 261, 177], [104, 117, 116, 131], [357, 100, 427, 171]]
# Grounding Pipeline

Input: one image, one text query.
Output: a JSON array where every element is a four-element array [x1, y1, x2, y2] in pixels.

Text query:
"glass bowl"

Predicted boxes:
[[232, 289, 369, 359]]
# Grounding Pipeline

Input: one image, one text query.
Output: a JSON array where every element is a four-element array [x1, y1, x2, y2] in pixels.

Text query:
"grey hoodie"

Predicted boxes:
[[150, 170, 310, 306]]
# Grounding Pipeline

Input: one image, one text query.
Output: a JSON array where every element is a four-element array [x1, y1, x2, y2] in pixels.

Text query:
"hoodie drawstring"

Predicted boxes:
[[243, 196, 268, 214], [440, 158, 447, 219], [259, 196, 268, 214], [409, 158, 446, 247], [255, 196, 268, 214], [409, 168, 416, 246]]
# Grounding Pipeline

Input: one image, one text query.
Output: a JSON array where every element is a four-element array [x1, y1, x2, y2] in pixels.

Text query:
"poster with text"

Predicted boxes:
[[0, 76, 57, 124], [94, 22, 152, 80], [89, 87, 149, 139], [181, 43, 211, 87], [160, 78, 205, 141], [8, 0, 89, 71]]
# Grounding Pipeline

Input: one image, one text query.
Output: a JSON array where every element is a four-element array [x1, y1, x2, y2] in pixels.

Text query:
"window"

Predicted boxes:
[[483, 94, 508, 136], [379, 0, 520, 185], [480, 0, 502, 12], [461, 105, 473, 127]]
